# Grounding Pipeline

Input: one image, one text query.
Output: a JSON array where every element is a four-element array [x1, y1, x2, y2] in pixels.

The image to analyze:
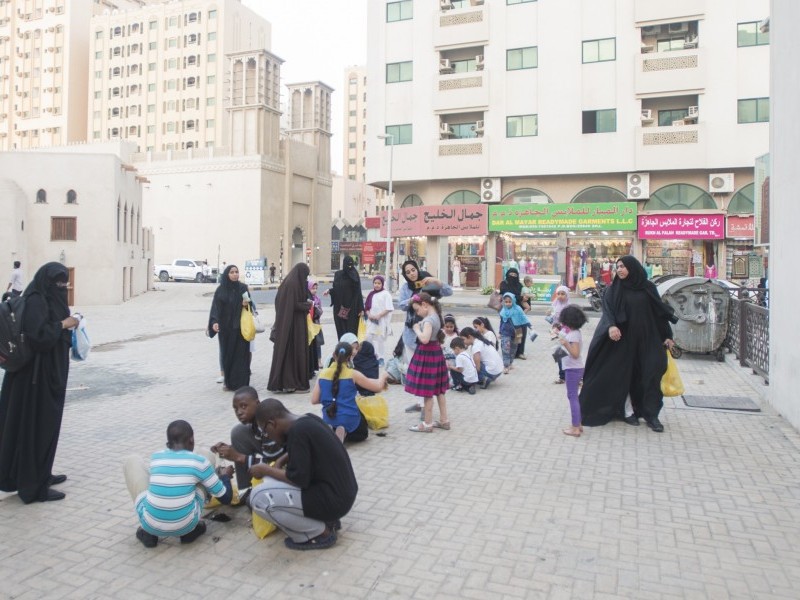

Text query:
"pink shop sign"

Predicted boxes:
[[637, 214, 725, 240]]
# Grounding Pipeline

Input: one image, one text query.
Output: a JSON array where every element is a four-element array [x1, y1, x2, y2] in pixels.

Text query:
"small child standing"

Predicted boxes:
[[448, 337, 479, 394], [557, 305, 588, 437], [498, 293, 530, 373]]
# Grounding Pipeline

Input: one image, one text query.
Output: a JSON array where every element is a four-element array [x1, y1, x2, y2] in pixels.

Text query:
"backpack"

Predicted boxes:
[[0, 295, 34, 372]]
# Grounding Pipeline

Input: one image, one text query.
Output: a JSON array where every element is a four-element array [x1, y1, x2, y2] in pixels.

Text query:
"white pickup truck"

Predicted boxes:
[[154, 259, 212, 283]]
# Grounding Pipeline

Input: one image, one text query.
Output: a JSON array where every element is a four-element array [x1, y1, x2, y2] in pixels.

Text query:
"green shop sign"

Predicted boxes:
[[488, 202, 638, 232]]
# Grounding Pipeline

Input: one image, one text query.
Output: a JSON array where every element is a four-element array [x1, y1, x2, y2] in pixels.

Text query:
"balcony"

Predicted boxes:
[[436, 135, 488, 178], [434, 70, 489, 111], [434, 2, 489, 49], [635, 122, 706, 170], [635, 48, 705, 95]]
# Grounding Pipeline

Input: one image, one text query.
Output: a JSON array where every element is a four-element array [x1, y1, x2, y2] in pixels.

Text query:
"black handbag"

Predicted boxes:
[[551, 346, 568, 362]]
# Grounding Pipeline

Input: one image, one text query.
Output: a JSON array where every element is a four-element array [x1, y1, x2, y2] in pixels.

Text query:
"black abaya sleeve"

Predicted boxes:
[[23, 295, 66, 352]]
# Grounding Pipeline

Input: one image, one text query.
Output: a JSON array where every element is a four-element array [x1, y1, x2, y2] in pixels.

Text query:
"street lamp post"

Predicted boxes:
[[377, 133, 394, 291]]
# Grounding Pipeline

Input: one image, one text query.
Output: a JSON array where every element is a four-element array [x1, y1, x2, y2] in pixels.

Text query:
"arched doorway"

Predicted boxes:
[[291, 226, 305, 268]]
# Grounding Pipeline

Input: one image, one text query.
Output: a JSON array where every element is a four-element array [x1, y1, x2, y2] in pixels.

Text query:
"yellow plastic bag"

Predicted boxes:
[[241, 306, 256, 342], [249, 477, 277, 539], [661, 349, 685, 397], [356, 394, 389, 430], [357, 317, 367, 343], [307, 314, 322, 345]]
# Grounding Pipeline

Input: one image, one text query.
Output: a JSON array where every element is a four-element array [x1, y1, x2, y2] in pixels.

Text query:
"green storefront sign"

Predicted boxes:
[[488, 202, 638, 232]]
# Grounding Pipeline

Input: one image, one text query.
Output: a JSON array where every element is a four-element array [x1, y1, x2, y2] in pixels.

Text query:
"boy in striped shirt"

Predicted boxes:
[[123, 420, 233, 548]]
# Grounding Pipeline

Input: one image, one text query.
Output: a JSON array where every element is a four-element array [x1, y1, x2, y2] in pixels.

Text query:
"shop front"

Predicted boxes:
[[381, 204, 488, 288], [725, 215, 764, 283], [489, 202, 638, 292], [638, 213, 724, 277]]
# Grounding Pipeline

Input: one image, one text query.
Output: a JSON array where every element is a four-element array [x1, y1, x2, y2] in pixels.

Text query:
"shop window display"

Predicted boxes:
[[498, 234, 558, 276], [566, 236, 632, 288]]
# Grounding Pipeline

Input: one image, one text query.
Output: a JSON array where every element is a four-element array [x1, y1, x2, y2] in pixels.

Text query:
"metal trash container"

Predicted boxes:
[[657, 277, 730, 361]]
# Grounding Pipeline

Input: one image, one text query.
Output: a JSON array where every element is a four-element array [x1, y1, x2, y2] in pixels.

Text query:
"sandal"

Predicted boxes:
[[409, 422, 433, 433], [562, 427, 581, 437], [554, 379, 565, 384], [432, 420, 451, 431]]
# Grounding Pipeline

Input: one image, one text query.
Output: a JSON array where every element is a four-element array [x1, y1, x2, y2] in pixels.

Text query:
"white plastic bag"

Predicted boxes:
[[253, 310, 267, 334], [71, 316, 91, 361]]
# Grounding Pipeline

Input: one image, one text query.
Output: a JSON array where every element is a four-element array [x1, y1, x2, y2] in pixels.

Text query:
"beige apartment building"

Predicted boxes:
[[343, 65, 367, 182], [0, 0, 142, 150], [88, 0, 270, 152]]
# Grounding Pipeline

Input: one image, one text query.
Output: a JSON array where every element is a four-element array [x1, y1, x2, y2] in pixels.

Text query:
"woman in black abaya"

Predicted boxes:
[[499, 267, 529, 359], [268, 262, 313, 393], [579, 256, 678, 432], [208, 265, 252, 391], [329, 255, 363, 339], [0, 262, 79, 503]]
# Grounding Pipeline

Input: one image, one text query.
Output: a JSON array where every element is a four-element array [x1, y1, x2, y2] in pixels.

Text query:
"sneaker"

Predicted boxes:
[[516, 354, 526, 360], [480, 379, 491, 390], [467, 384, 477, 395], [180, 521, 207, 544], [136, 527, 158, 548], [216, 376, 224, 384], [284, 529, 337, 551], [404, 403, 422, 413]]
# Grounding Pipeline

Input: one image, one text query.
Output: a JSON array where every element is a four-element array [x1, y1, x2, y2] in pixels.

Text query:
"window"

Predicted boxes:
[[147, 125, 155, 134], [401, 194, 423, 208], [94, 70, 102, 79], [66, 190, 77, 204], [167, 80, 177, 90], [168, 16, 178, 27], [149, 62, 156, 71], [349, 142, 356, 149], [386, 61, 412, 83], [729, 183, 755, 214], [507, 0, 536, 4], [449, 123, 477, 139], [207, 97, 215, 106], [738, 21, 769, 47], [208, 9, 217, 19], [167, 57, 178, 69], [348, 110, 357, 117], [148, 83, 155, 92], [94, 91, 101, 99], [658, 109, 689, 126], [443, 190, 480, 205], [571, 186, 625, 204], [207, 75, 215, 84], [582, 109, 616, 133], [656, 37, 686, 53], [148, 104, 155, 113], [349, 94, 357, 100], [149, 20, 157, 30], [387, 1, 412, 22], [582, 38, 616, 63], [168, 38, 177, 48], [506, 114, 538, 137], [451, 58, 476, 73], [95, 51, 102, 59], [348, 159, 356, 165], [507, 46, 538, 70], [207, 53, 216, 62], [738, 98, 769, 123], [644, 184, 716, 211], [95, 30, 103, 39], [206, 119, 214, 127], [51, 217, 76, 241], [385, 124, 412, 144], [36, 189, 47, 203], [208, 32, 217, 41], [149, 41, 157, 50], [348, 126, 356, 132]]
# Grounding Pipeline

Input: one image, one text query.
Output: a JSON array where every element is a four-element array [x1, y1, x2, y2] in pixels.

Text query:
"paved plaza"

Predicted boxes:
[[1, 283, 798, 599]]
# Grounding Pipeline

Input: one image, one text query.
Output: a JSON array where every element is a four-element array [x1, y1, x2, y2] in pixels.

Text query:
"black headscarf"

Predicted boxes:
[[342, 255, 360, 285], [401, 259, 432, 291], [24, 262, 70, 321], [352, 340, 379, 396], [502, 268, 523, 297], [208, 264, 249, 336], [605, 255, 677, 327], [276, 262, 311, 311]]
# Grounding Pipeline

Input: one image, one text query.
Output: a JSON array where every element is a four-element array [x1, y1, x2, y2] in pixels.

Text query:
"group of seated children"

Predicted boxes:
[[440, 314, 506, 393]]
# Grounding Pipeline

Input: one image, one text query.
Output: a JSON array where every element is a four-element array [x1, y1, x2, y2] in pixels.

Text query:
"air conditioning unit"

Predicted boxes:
[[480, 177, 501, 203], [688, 105, 699, 117], [475, 54, 484, 70], [668, 22, 688, 34], [640, 109, 653, 122], [439, 58, 453, 74], [440, 0, 453, 10], [709, 173, 734, 193], [642, 25, 658, 35], [627, 172, 650, 200], [439, 122, 453, 136], [471, 119, 484, 135]]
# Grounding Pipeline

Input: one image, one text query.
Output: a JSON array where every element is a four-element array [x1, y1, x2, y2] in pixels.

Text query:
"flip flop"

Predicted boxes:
[[562, 428, 581, 437]]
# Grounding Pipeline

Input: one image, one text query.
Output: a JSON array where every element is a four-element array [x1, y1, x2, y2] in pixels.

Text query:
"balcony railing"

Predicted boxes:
[[724, 291, 769, 382], [438, 137, 483, 156]]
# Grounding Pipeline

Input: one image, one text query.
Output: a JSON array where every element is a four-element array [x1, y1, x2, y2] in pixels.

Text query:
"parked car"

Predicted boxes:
[[154, 259, 211, 283]]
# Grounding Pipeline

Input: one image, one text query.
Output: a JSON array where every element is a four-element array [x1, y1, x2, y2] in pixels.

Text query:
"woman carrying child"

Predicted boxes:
[[548, 285, 571, 384], [312, 342, 387, 443], [405, 292, 450, 432], [498, 293, 530, 373], [556, 305, 589, 437], [364, 275, 393, 365], [472, 317, 498, 349]]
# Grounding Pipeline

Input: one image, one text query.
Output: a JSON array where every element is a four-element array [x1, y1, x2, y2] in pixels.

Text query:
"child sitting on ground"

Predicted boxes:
[[210, 386, 285, 502], [123, 420, 233, 548], [448, 337, 479, 394]]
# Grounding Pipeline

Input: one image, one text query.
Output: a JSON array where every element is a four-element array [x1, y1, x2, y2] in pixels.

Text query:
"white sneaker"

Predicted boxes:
[[216, 376, 224, 384]]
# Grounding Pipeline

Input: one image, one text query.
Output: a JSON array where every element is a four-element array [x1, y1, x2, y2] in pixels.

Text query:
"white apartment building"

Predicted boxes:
[[0, 0, 141, 151], [88, 0, 270, 152], [366, 0, 770, 289], [343, 65, 368, 182]]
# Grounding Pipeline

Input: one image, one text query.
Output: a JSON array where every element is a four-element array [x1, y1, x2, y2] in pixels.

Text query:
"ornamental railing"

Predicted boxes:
[[724, 289, 769, 383]]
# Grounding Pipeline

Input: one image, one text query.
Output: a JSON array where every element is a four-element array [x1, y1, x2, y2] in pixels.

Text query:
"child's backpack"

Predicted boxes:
[[0, 295, 33, 372]]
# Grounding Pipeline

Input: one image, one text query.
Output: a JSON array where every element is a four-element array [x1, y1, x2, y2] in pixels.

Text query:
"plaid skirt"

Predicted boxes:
[[404, 341, 449, 398]]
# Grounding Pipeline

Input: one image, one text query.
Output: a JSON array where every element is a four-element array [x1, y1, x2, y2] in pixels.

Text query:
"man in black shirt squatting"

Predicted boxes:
[[250, 398, 358, 550]]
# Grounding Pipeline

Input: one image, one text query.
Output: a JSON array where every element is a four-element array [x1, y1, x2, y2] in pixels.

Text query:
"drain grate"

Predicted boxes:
[[683, 395, 761, 412]]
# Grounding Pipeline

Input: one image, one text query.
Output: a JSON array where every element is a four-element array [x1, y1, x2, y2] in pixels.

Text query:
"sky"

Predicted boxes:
[[242, 0, 369, 174]]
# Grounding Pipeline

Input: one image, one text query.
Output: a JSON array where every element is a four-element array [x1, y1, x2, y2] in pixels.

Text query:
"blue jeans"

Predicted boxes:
[[477, 363, 500, 385]]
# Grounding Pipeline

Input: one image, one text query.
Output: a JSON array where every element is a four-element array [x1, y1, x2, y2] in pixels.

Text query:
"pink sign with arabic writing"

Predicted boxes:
[[637, 214, 725, 239], [380, 204, 488, 237], [726, 216, 754, 239]]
